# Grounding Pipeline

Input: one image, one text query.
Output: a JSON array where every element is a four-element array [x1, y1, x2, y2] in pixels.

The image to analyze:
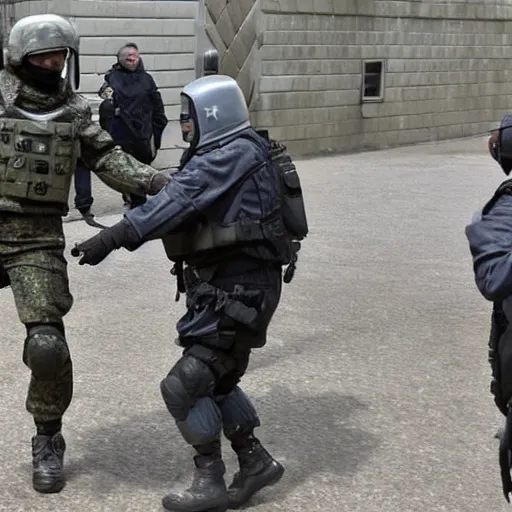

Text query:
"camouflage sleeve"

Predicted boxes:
[[77, 103, 163, 196]]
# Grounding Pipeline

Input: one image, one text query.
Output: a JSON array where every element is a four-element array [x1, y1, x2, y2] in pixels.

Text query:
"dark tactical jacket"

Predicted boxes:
[[124, 127, 283, 267]]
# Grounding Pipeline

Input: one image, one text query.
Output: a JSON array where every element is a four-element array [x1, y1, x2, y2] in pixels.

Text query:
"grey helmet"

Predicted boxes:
[[6, 14, 80, 90], [181, 75, 250, 150]]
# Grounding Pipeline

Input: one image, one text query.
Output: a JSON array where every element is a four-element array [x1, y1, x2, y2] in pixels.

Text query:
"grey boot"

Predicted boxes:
[[162, 455, 229, 512], [227, 440, 284, 509], [32, 432, 66, 493]]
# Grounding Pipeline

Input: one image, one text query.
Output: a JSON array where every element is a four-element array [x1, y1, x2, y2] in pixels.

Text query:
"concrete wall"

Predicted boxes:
[[203, 0, 262, 108], [250, 0, 512, 155], [6, 0, 512, 157]]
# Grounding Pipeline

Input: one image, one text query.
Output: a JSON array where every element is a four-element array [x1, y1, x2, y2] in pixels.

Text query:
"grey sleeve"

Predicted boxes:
[[123, 173, 203, 241], [466, 194, 512, 301]]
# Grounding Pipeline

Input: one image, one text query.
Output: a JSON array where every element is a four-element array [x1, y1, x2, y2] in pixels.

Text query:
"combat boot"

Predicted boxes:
[[32, 432, 66, 493], [227, 439, 284, 509], [162, 455, 229, 512]]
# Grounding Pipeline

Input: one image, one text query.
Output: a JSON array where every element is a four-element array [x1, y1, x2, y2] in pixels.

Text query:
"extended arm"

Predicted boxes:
[[71, 138, 263, 265]]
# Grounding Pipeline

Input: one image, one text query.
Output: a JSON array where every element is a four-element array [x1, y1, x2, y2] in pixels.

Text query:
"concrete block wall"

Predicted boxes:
[[8, 0, 199, 167], [252, 0, 512, 156], [7, 0, 512, 157], [203, 0, 262, 108]]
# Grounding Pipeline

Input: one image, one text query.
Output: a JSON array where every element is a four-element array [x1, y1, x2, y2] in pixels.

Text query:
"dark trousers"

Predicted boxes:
[[74, 160, 93, 213]]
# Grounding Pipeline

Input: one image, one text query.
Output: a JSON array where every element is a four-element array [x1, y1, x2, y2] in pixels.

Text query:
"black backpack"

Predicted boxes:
[[258, 130, 309, 283]]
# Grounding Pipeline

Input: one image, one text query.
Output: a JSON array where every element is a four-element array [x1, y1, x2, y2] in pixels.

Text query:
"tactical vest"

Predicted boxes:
[[161, 136, 307, 269], [0, 118, 79, 204], [161, 214, 284, 262]]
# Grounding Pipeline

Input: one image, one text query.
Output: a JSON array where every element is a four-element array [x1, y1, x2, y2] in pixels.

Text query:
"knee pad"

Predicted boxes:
[[23, 325, 70, 381], [176, 396, 222, 446], [219, 386, 261, 439], [160, 354, 216, 422]]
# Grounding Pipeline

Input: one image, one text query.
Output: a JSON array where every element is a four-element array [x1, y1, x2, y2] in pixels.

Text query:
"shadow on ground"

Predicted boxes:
[[57, 388, 379, 506]]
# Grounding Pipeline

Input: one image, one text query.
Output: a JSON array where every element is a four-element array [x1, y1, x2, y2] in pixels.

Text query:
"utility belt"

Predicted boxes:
[[182, 264, 264, 327], [171, 257, 274, 300]]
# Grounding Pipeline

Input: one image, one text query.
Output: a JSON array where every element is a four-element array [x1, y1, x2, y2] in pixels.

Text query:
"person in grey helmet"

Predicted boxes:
[[72, 74, 309, 511], [0, 14, 169, 494]]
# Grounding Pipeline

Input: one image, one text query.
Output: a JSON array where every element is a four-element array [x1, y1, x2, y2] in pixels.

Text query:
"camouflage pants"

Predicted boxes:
[[0, 213, 73, 423]]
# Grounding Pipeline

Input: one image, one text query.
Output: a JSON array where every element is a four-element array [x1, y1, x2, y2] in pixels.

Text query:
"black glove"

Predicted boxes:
[[71, 219, 138, 266]]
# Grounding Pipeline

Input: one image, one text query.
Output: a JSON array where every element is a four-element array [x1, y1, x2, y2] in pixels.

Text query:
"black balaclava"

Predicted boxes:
[[15, 55, 64, 93]]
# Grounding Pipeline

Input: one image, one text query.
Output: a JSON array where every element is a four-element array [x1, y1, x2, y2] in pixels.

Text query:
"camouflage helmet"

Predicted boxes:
[[7, 14, 80, 89], [181, 75, 251, 150]]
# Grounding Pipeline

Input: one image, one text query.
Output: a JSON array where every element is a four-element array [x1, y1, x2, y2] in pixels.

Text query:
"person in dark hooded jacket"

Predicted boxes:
[[101, 43, 168, 207]]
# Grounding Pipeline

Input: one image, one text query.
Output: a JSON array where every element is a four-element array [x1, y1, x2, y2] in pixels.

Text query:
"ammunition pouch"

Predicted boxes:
[[0, 118, 78, 204], [268, 137, 309, 240]]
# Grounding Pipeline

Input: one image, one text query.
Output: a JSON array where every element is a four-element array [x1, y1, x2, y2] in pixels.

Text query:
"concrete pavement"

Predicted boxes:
[[0, 136, 508, 511]]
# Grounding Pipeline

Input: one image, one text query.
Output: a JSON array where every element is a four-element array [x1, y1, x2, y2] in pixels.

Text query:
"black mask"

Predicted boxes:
[[15, 59, 63, 93]]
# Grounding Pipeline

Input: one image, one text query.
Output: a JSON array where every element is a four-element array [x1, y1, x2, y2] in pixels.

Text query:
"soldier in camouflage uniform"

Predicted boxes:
[[0, 14, 169, 494]]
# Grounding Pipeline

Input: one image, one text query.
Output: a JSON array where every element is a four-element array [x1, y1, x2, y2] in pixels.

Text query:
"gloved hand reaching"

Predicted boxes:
[[71, 219, 139, 265]]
